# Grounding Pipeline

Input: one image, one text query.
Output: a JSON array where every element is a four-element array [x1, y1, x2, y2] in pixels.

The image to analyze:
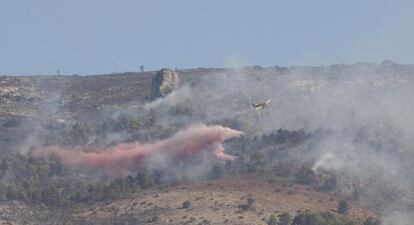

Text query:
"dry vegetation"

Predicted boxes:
[[0, 64, 410, 224], [76, 176, 376, 225]]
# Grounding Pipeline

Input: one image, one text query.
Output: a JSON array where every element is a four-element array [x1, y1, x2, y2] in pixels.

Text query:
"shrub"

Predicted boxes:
[[293, 210, 355, 225], [337, 200, 349, 214], [278, 212, 292, 225], [267, 214, 277, 225], [363, 217, 380, 225], [182, 200, 191, 209], [238, 195, 255, 211]]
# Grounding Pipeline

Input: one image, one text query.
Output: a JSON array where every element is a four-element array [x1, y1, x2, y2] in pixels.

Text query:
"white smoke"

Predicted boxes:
[[144, 65, 414, 220]]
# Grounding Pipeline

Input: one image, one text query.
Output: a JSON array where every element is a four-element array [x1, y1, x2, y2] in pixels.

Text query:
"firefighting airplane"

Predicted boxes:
[[252, 98, 271, 111]]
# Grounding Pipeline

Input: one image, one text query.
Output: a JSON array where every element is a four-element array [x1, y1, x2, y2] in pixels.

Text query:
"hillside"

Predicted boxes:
[[78, 176, 377, 224], [0, 63, 413, 224], [0, 176, 377, 225]]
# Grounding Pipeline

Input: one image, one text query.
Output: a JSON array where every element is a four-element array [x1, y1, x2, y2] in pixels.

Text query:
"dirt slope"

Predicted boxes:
[[76, 176, 377, 225]]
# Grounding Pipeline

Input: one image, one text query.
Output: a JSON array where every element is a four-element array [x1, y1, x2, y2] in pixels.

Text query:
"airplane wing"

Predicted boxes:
[[265, 99, 272, 104], [254, 105, 264, 111]]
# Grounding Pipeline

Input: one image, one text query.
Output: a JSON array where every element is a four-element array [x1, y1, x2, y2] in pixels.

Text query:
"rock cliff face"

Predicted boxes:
[[150, 68, 179, 100]]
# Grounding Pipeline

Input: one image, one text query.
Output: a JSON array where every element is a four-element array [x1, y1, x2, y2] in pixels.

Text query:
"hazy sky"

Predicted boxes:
[[1, 0, 413, 75]]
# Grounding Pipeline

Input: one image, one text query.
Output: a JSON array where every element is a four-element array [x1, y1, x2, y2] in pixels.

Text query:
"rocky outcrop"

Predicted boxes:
[[150, 68, 179, 100]]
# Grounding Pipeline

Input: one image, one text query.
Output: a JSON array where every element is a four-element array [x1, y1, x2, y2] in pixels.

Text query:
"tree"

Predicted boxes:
[[136, 169, 154, 189], [267, 214, 277, 225], [278, 212, 292, 225], [351, 188, 361, 201], [208, 164, 224, 180], [337, 200, 349, 214], [363, 217, 380, 225], [246, 195, 255, 208]]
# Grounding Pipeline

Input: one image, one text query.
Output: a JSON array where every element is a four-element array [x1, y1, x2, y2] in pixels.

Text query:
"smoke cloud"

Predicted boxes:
[[18, 64, 414, 221], [30, 124, 242, 177], [142, 65, 414, 221]]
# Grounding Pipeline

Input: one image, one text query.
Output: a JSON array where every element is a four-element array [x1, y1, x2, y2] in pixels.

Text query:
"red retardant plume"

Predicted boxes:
[[30, 124, 243, 177]]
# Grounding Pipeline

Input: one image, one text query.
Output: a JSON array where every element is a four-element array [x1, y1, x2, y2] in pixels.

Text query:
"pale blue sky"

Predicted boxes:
[[1, 0, 413, 75]]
